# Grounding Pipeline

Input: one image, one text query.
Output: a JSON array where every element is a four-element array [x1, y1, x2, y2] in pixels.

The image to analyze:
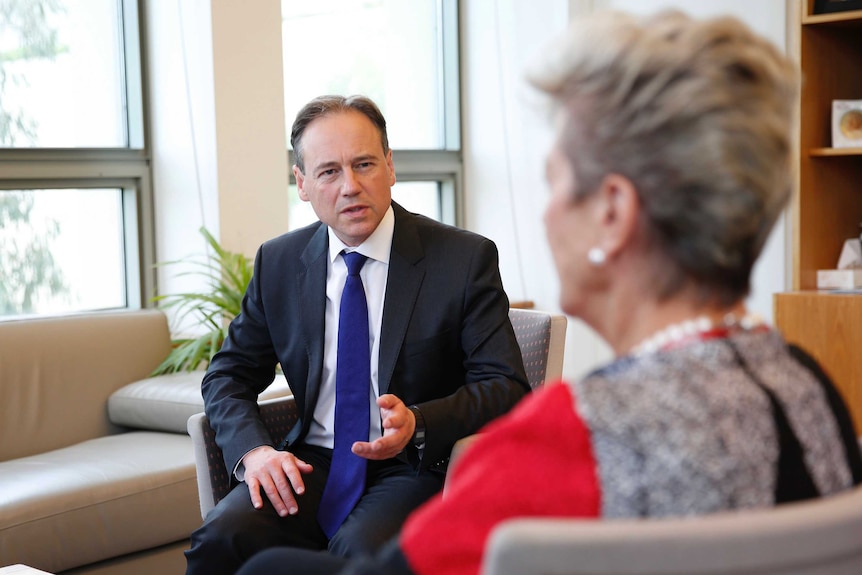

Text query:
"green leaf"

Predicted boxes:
[[150, 227, 252, 376]]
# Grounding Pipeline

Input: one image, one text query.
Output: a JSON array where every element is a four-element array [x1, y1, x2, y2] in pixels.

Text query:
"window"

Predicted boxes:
[[0, 0, 150, 318], [282, 0, 461, 228]]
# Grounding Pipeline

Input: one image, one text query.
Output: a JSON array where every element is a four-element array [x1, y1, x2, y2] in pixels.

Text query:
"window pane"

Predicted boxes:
[[287, 184, 317, 231], [392, 182, 441, 221], [0, 189, 126, 316], [282, 0, 450, 150], [0, 0, 127, 148], [287, 180, 442, 231]]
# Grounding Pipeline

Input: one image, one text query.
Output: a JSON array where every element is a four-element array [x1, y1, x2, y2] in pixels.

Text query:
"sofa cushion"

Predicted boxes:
[[0, 432, 199, 574], [108, 372, 291, 433], [0, 310, 172, 462]]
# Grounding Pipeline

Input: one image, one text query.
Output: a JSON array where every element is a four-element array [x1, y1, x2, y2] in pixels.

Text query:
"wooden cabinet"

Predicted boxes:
[[775, 292, 862, 429], [774, 1, 862, 428]]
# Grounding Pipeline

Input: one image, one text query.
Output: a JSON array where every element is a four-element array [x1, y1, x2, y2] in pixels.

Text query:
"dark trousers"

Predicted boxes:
[[235, 537, 414, 575], [184, 444, 442, 575]]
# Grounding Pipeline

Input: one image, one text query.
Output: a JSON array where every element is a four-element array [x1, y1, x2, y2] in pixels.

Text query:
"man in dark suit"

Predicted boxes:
[[184, 95, 529, 575]]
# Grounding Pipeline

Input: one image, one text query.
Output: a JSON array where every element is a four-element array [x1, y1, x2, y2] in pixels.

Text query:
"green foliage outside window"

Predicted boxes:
[[0, 0, 68, 315]]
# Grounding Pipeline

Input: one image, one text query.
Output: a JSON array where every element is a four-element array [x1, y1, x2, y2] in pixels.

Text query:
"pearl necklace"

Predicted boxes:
[[630, 312, 766, 356]]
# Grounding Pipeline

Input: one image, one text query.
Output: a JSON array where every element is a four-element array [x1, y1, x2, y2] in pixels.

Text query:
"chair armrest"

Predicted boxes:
[[480, 486, 862, 575], [443, 433, 481, 497], [187, 395, 298, 519]]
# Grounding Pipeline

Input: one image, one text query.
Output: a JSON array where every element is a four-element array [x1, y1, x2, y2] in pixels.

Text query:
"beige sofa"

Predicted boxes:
[[0, 309, 288, 575]]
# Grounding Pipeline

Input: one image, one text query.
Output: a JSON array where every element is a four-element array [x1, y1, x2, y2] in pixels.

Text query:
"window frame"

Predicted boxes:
[[0, 0, 154, 316]]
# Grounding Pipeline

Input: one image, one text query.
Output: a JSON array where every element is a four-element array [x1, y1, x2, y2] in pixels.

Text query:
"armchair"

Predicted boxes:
[[481, 485, 862, 574]]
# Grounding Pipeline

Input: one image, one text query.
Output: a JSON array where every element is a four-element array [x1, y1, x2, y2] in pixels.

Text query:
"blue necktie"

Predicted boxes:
[[317, 251, 371, 537]]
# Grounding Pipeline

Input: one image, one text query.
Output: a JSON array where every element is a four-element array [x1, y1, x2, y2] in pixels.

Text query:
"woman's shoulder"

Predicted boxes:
[[570, 331, 786, 430]]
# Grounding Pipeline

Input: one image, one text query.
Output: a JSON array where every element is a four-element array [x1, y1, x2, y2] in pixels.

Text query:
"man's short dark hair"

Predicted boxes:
[[290, 95, 390, 173]]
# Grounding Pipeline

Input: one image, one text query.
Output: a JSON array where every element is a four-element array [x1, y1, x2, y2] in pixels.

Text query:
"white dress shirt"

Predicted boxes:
[[304, 205, 394, 449]]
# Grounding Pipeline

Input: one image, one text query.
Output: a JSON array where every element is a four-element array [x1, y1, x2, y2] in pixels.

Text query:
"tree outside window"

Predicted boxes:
[[0, 0, 68, 315]]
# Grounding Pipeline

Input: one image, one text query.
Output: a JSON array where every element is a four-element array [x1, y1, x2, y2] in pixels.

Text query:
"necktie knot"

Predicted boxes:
[[343, 251, 368, 276]]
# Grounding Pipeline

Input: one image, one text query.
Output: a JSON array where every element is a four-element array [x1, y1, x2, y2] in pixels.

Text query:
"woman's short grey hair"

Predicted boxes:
[[528, 10, 799, 306], [290, 95, 390, 173]]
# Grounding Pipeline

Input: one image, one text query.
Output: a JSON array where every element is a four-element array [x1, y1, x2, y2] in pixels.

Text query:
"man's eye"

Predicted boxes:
[[319, 168, 337, 177]]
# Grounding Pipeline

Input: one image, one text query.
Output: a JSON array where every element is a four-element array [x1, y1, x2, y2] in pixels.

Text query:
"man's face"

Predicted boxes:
[[294, 110, 396, 247]]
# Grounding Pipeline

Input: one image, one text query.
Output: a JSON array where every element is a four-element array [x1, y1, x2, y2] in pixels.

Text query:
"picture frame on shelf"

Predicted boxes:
[[832, 100, 862, 148], [814, 0, 862, 14]]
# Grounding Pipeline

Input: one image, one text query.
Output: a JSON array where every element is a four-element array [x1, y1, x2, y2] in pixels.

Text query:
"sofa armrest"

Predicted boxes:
[[109, 372, 291, 434]]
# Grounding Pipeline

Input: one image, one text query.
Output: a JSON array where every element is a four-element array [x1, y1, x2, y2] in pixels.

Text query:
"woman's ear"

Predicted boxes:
[[593, 173, 641, 260]]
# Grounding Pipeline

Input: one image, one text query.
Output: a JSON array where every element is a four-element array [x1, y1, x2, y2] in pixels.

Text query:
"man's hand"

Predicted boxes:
[[242, 446, 313, 517], [352, 394, 415, 460]]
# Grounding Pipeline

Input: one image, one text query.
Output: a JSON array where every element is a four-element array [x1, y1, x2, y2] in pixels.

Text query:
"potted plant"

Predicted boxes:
[[150, 227, 252, 375]]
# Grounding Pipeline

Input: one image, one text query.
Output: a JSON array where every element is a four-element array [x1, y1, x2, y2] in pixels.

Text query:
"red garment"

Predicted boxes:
[[400, 383, 601, 575]]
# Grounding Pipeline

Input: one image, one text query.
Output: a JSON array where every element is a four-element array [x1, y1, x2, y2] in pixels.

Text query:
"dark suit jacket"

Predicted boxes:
[[202, 202, 530, 475]]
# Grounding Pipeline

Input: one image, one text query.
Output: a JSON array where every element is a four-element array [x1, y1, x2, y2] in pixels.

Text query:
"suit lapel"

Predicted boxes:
[[378, 204, 425, 395], [298, 224, 328, 425]]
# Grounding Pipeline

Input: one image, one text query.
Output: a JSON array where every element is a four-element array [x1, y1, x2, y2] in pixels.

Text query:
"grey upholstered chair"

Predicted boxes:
[[188, 307, 568, 519], [481, 485, 862, 575]]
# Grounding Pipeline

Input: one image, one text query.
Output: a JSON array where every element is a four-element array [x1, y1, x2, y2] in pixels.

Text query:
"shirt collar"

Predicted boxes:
[[327, 204, 394, 264]]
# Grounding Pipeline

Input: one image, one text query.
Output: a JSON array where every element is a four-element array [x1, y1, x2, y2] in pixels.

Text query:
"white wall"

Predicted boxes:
[[461, 0, 613, 380], [210, 1, 289, 257], [147, 0, 219, 305], [147, 0, 288, 328], [462, 0, 789, 381], [147, 0, 790, 379]]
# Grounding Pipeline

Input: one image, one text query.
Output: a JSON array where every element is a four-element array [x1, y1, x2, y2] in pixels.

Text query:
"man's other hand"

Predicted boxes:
[[352, 394, 415, 460]]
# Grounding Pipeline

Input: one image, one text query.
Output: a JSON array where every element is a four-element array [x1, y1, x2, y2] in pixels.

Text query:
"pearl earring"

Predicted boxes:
[[587, 247, 606, 266]]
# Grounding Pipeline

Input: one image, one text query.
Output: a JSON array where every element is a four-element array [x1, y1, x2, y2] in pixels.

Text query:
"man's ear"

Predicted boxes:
[[385, 149, 396, 186], [294, 165, 310, 201], [594, 173, 641, 260]]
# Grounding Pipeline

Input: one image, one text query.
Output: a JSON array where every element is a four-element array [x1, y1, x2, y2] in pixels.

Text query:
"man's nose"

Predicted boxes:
[[341, 168, 361, 194]]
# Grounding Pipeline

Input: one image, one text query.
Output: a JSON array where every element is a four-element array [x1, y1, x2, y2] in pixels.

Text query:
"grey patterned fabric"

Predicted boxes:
[[574, 329, 854, 518]]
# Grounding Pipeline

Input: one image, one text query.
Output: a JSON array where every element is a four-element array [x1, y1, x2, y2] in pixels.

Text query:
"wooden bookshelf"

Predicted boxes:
[[774, 1, 862, 429], [775, 292, 862, 429]]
